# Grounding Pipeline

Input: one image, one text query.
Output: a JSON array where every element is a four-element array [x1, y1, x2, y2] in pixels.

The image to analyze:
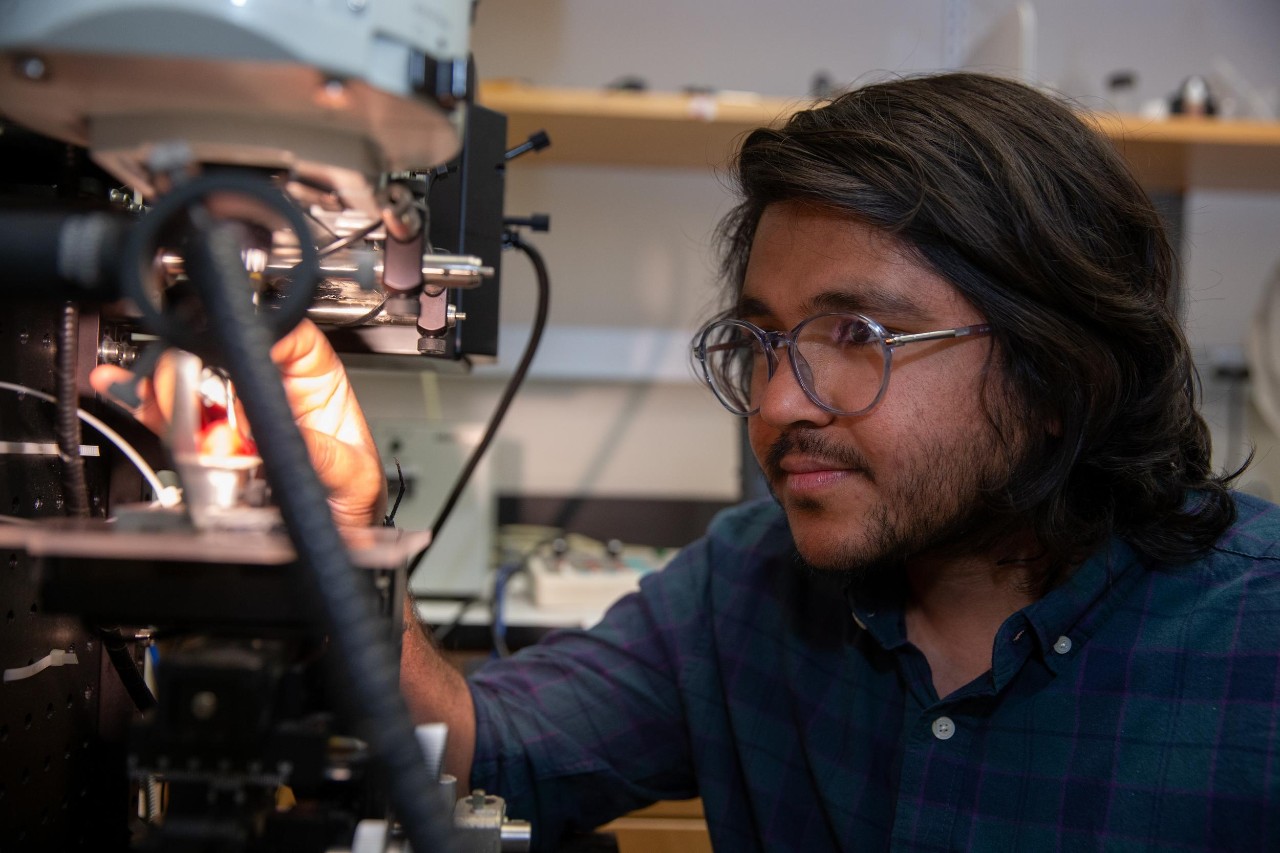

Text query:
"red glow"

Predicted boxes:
[[197, 420, 257, 458]]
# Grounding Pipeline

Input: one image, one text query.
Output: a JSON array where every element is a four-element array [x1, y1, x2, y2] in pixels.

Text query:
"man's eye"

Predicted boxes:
[[835, 319, 876, 344]]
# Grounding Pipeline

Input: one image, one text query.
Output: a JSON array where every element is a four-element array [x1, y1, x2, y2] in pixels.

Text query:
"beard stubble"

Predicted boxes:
[[763, 407, 1029, 592]]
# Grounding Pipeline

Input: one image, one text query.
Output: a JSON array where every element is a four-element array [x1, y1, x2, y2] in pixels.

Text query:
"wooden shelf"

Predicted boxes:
[[479, 80, 1280, 192], [602, 799, 711, 853], [1090, 112, 1280, 193]]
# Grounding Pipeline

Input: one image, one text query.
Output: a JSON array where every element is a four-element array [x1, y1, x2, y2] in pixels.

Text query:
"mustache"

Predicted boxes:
[[763, 430, 875, 483]]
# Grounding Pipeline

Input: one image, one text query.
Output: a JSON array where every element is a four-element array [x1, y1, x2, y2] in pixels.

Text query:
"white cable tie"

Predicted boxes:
[[154, 485, 184, 509], [3, 648, 80, 683]]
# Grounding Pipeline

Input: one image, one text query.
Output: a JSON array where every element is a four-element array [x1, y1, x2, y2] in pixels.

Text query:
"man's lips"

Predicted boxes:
[[765, 431, 874, 489], [776, 455, 861, 493], [779, 455, 852, 475]]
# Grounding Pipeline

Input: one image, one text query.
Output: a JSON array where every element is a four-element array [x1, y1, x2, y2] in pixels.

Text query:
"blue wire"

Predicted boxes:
[[490, 560, 523, 657]]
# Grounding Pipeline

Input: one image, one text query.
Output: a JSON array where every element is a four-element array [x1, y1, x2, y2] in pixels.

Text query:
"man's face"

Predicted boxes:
[[742, 201, 1026, 576]]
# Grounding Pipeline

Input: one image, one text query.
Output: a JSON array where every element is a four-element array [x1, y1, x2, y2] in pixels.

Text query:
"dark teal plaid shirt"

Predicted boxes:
[[469, 493, 1280, 851]]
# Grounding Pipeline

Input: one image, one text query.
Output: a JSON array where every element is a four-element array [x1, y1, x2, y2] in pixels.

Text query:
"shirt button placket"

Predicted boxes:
[[894, 712, 965, 847]]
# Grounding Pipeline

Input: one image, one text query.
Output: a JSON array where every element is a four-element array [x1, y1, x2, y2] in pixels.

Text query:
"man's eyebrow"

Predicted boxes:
[[734, 295, 772, 319], [806, 288, 930, 321], [735, 288, 931, 322]]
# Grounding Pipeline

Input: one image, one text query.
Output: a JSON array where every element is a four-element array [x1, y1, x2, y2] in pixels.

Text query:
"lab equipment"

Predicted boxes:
[[0, 1, 536, 848]]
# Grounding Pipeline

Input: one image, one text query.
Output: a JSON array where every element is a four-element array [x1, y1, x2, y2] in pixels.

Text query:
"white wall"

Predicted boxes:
[[470, 0, 950, 97], [351, 370, 741, 500], [1183, 188, 1280, 479], [1030, 0, 1280, 113], [473, 0, 1280, 113], [353, 1, 1280, 513]]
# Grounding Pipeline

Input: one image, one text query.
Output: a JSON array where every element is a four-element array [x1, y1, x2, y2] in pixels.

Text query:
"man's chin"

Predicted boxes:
[[781, 500, 912, 593], [789, 532, 849, 572], [781, 493, 878, 559], [789, 545, 904, 599], [787, 519, 886, 577]]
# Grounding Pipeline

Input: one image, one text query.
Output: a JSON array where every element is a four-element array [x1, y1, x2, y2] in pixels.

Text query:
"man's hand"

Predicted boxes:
[[89, 319, 387, 528]]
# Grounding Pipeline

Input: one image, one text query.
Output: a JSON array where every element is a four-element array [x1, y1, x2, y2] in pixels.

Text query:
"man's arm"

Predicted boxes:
[[401, 596, 476, 782]]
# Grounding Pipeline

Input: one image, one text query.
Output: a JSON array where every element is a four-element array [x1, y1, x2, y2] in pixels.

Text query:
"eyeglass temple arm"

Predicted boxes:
[[697, 330, 788, 356], [885, 323, 992, 348]]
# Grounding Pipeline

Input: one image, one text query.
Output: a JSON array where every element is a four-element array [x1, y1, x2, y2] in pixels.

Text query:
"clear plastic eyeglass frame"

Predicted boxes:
[[691, 311, 992, 417]]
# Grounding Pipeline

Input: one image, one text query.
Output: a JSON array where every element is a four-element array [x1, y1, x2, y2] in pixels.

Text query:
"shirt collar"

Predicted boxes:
[[1020, 536, 1145, 674], [846, 591, 909, 652], [844, 537, 1146, 679]]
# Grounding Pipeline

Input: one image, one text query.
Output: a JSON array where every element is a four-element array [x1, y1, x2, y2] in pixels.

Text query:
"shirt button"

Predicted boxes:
[[931, 716, 956, 740], [1053, 635, 1073, 655]]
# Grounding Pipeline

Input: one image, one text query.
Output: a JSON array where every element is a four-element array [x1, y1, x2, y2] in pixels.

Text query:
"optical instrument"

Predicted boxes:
[[0, 1, 539, 849]]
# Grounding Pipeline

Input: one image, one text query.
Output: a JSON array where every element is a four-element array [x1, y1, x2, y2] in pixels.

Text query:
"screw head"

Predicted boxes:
[[190, 690, 218, 721], [16, 56, 47, 81], [418, 336, 447, 355]]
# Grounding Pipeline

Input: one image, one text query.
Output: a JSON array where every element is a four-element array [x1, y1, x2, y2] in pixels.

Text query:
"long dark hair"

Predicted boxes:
[[718, 72, 1238, 577]]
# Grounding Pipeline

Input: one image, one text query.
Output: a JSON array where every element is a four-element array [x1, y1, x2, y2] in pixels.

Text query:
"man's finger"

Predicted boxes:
[[298, 426, 387, 528], [88, 364, 168, 434], [271, 319, 340, 380]]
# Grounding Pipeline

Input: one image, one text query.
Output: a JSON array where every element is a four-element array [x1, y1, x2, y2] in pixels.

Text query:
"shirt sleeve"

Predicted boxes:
[[466, 540, 711, 850]]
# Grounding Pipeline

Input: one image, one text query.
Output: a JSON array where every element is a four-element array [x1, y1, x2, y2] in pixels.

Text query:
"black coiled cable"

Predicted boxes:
[[56, 301, 90, 517], [182, 217, 454, 853]]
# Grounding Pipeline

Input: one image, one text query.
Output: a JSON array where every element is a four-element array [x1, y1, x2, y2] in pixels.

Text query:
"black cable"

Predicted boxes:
[[318, 219, 382, 258], [408, 230, 552, 581], [327, 296, 389, 329], [276, 216, 387, 288], [121, 173, 319, 362], [56, 301, 91, 517], [385, 458, 406, 527], [315, 188, 423, 257], [183, 219, 454, 853], [303, 207, 340, 241], [429, 595, 481, 645], [99, 628, 157, 713]]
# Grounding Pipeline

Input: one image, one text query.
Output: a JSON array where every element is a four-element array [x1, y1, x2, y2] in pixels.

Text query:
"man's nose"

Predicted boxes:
[[756, 351, 834, 428]]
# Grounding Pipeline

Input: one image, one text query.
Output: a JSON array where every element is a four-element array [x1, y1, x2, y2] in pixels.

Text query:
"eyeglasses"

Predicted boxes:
[[691, 311, 992, 417]]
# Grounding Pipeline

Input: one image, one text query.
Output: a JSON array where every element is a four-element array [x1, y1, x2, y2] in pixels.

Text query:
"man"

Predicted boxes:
[[94, 72, 1280, 850]]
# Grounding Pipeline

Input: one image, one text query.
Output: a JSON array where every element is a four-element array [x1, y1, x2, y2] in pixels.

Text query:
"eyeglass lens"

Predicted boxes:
[[703, 315, 888, 415]]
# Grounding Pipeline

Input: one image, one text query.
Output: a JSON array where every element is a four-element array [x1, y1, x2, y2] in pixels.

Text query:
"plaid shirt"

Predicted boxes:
[[469, 493, 1280, 851]]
